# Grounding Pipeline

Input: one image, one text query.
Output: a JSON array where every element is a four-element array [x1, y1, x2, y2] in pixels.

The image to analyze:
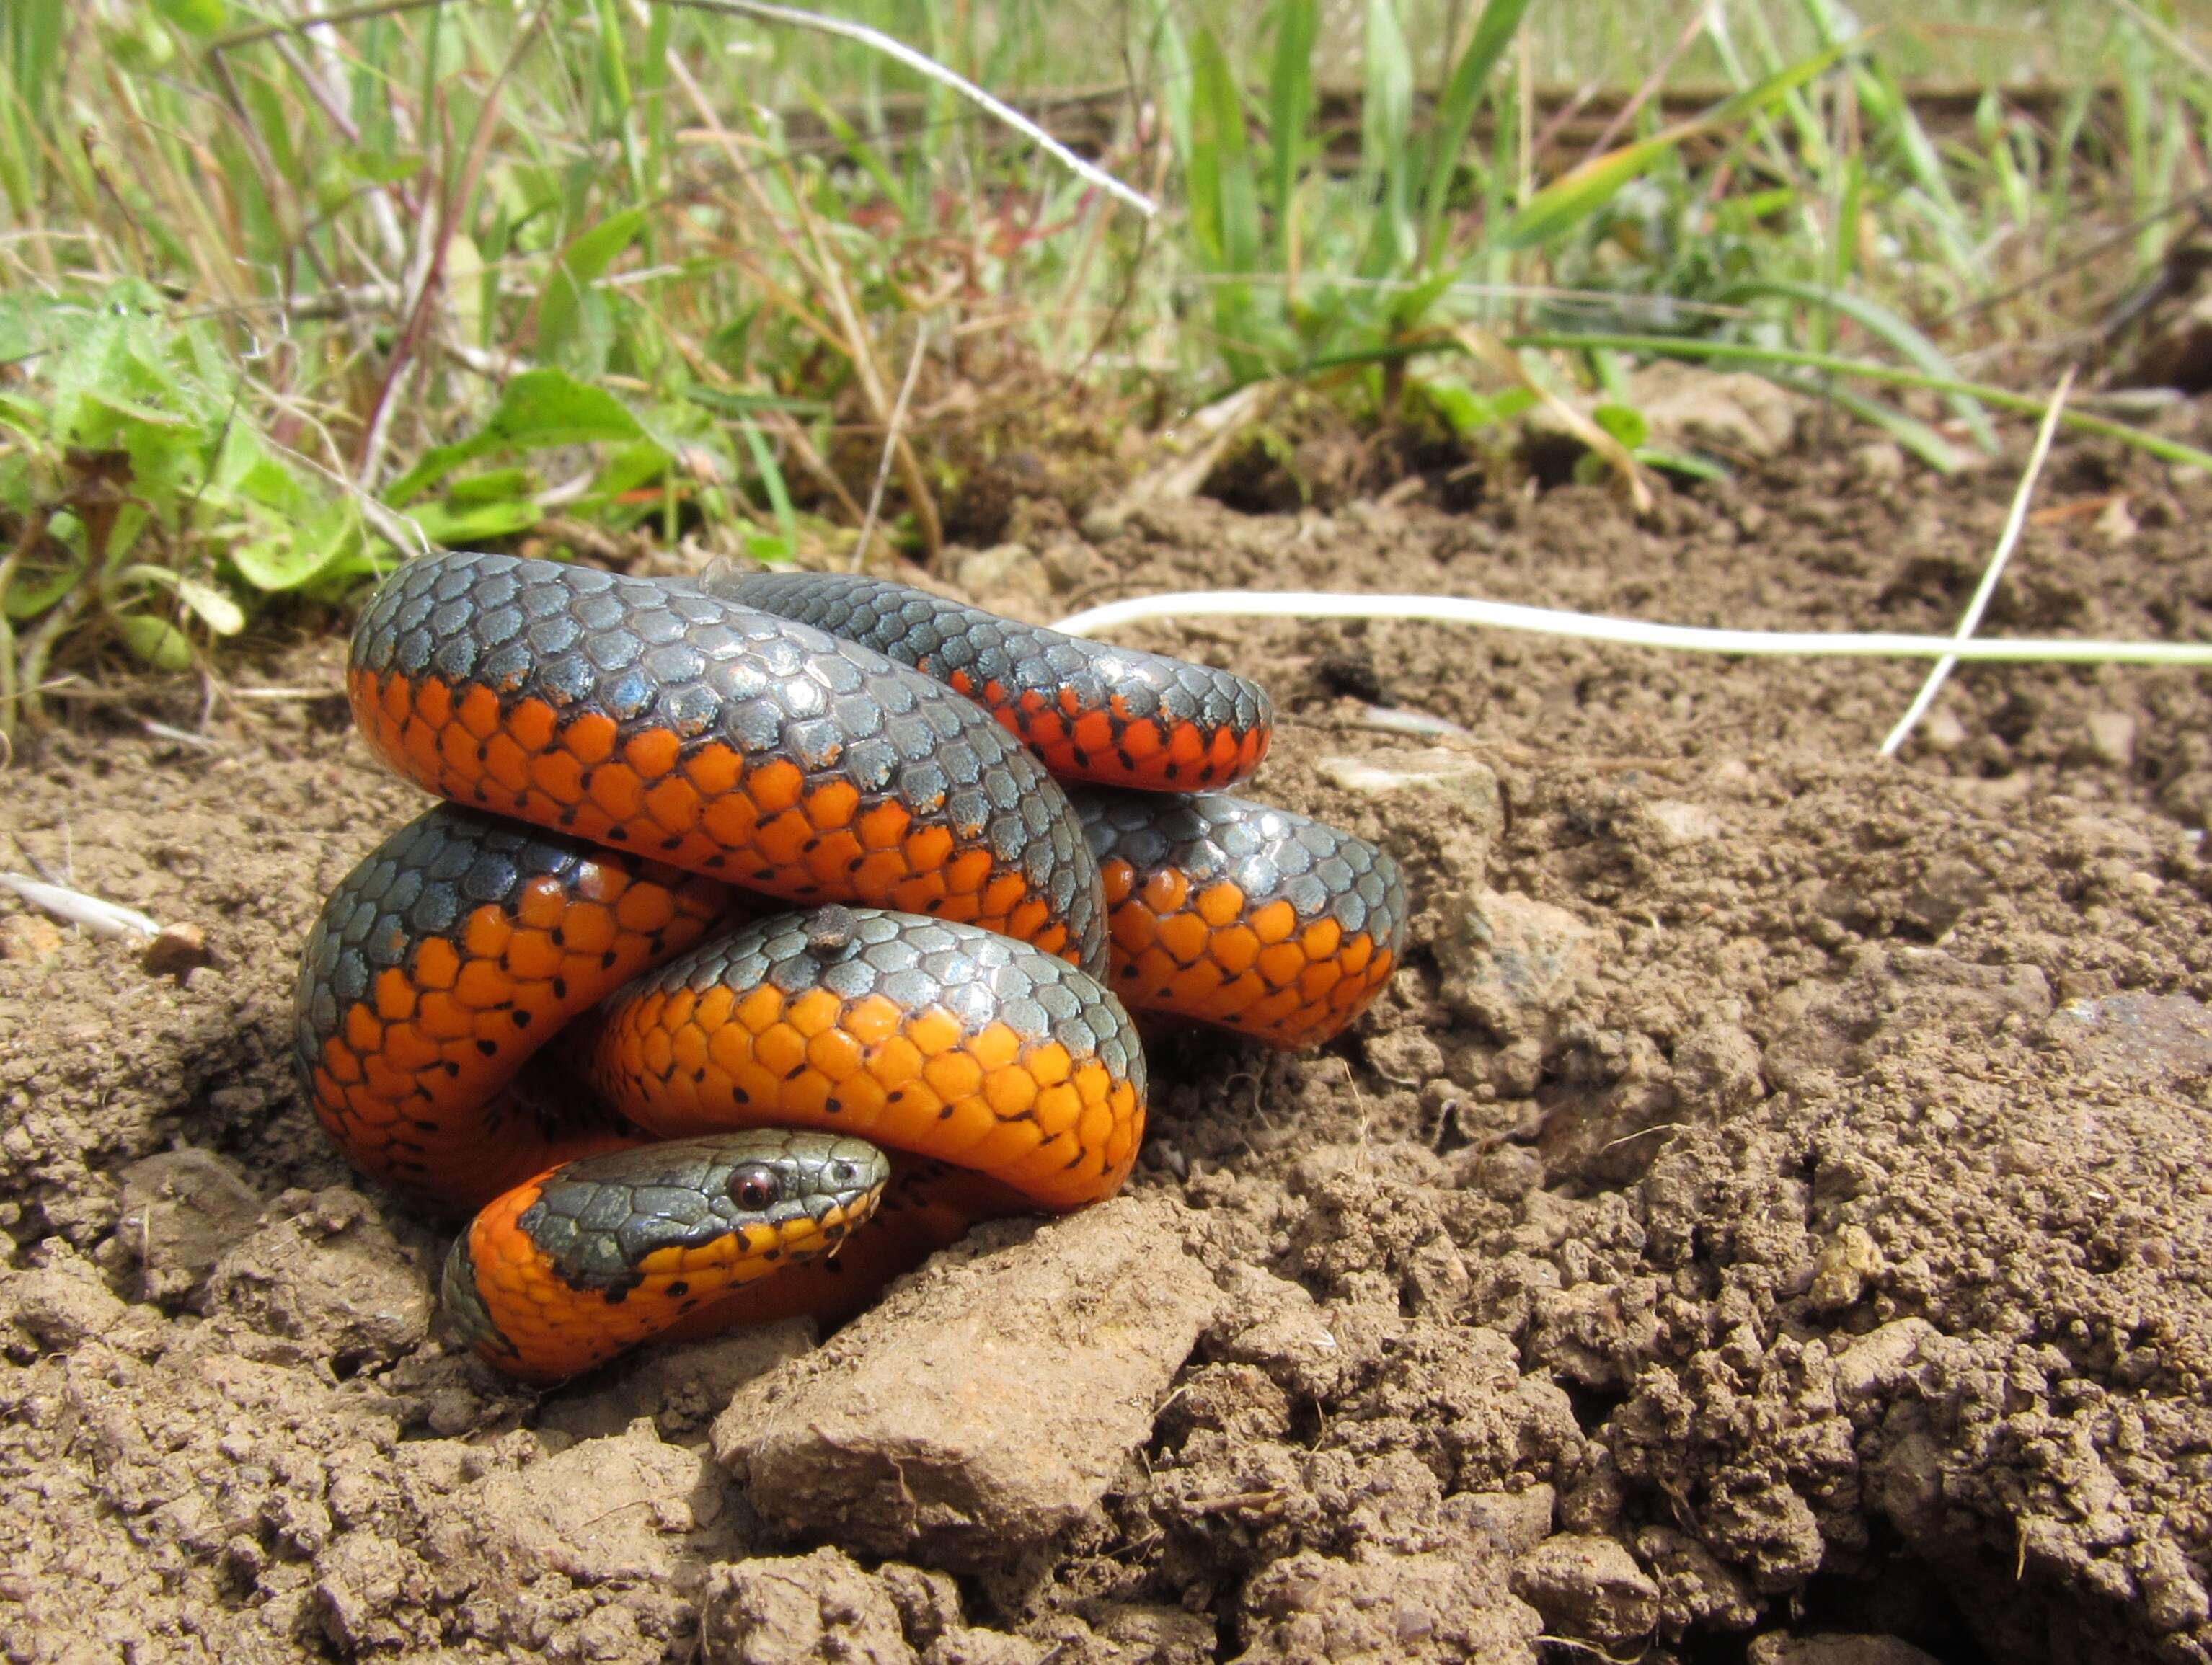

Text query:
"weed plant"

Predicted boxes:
[[1, 0, 2206, 738]]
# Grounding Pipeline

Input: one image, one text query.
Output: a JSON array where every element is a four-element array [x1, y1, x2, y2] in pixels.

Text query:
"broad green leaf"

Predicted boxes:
[[445, 467, 537, 505], [539, 208, 649, 374], [115, 612, 195, 670], [1592, 403, 1650, 448], [2, 554, 84, 621], [228, 504, 360, 592], [406, 497, 543, 546], [153, 0, 227, 35], [383, 369, 650, 505]]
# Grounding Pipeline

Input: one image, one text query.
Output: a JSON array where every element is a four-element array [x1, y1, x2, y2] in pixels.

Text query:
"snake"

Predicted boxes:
[[294, 553, 1406, 1382]]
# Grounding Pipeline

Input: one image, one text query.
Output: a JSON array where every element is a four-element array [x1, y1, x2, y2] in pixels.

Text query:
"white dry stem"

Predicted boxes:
[[0, 872, 161, 941], [851, 325, 932, 572], [1052, 592, 2212, 669], [1879, 368, 2076, 757], [673, 0, 1158, 218]]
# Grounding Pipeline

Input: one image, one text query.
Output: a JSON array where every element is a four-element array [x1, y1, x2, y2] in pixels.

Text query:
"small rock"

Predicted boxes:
[[2094, 495, 2139, 544], [116, 1148, 262, 1302], [1445, 1486, 1556, 1558], [2081, 710, 2138, 769], [1625, 363, 1803, 459], [1914, 707, 1968, 754], [1510, 1534, 1660, 1649], [140, 922, 213, 980], [1640, 799, 1724, 848], [1317, 750, 1504, 837], [1436, 890, 1616, 1044], [715, 1196, 1221, 1570], [1747, 1634, 1945, 1665], [1808, 1224, 1883, 1312], [700, 1548, 917, 1665], [1849, 441, 1906, 485], [1672, 1020, 1764, 1115], [0, 913, 63, 962], [2045, 992, 2212, 1083]]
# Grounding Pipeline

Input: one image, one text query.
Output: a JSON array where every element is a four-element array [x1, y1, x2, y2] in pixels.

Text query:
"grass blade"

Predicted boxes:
[[1495, 40, 1854, 253], [1418, 0, 1533, 262], [1717, 277, 1999, 454], [1266, 0, 1317, 245]]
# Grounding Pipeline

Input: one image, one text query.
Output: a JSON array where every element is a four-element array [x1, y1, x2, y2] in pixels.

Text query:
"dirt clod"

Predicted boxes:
[[715, 1196, 1221, 1571]]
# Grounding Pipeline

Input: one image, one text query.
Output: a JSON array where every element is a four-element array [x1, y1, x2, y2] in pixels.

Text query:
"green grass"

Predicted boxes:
[[2, 1, 2209, 740]]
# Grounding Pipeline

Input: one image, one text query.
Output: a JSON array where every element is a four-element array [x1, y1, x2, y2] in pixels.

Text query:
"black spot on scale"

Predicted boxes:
[[693, 1069, 707, 1083], [512, 1010, 534, 1027], [1071, 747, 1090, 768], [477, 1039, 498, 1057], [552, 926, 567, 946], [552, 977, 569, 999], [783, 1064, 806, 1082], [443, 1061, 461, 1077], [603, 1288, 628, 1305], [477, 743, 489, 762], [662, 837, 683, 852], [472, 786, 489, 802], [601, 950, 617, 969], [704, 853, 727, 870], [667, 1280, 689, 1298], [939, 1105, 955, 1119], [607, 827, 628, 841], [762, 1248, 782, 1262]]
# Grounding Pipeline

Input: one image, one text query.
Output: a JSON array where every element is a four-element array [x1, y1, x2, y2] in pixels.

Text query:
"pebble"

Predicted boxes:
[[1435, 889, 1614, 1042], [141, 922, 214, 980], [2082, 711, 2137, 769]]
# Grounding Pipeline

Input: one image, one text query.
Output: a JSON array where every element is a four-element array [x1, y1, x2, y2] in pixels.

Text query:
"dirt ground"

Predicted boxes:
[[5, 424, 2212, 1665]]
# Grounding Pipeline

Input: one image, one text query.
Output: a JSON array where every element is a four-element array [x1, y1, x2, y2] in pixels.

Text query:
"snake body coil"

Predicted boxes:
[[298, 551, 1405, 1380]]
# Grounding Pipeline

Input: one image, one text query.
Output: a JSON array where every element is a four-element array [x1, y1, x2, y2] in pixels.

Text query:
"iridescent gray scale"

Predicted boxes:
[[705, 569, 1272, 789], [1070, 788, 1407, 949], [349, 551, 1106, 977]]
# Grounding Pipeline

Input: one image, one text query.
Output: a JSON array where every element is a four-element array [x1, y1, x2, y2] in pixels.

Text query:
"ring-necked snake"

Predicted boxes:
[[294, 553, 1406, 1381]]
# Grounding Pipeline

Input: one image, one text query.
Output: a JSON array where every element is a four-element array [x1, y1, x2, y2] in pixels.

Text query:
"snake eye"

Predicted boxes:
[[727, 1163, 779, 1212]]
